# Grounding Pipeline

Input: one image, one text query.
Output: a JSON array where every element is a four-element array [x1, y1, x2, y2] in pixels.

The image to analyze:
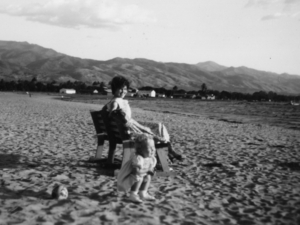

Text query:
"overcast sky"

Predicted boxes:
[[0, 0, 299, 75]]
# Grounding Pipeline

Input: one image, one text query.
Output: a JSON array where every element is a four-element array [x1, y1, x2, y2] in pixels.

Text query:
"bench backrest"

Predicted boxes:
[[90, 111, 107, 136], [90, 107, 130, 144]]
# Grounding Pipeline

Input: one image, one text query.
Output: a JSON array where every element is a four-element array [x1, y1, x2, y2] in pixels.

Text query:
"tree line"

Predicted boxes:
[[0, 79, 299, 102], [0, 79, 108, 94], [135, 84, 300, 102]]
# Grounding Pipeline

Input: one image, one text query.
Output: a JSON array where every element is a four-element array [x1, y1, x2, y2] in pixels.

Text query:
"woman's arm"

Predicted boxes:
[[130, 119, 154, 134], [108, 101, 118, 117]]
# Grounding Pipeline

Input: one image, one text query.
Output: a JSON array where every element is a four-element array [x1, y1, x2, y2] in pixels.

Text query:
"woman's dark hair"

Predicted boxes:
[[110, 76, 130, 94]]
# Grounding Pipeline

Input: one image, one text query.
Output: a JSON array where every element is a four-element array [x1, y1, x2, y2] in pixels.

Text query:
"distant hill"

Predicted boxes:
[[196, 61, 227, 71], [0, 40, 300, 95]]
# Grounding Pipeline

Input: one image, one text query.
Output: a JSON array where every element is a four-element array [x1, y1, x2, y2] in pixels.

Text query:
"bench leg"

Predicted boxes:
[[122, 140, 135, 167], [107, 141, 117, 164], [95, 135, 105, 159], [95, 145, 103, 159], [156, 147, 170, 172], [155, 147, 176, 177]]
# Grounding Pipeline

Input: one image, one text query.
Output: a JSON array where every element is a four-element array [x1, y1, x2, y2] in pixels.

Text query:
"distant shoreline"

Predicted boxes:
[[2, 91, 299, 131], [58, 93, 300, 132]]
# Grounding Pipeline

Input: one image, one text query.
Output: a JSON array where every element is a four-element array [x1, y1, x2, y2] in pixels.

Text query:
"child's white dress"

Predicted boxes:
[[117, 154, 157, 192]]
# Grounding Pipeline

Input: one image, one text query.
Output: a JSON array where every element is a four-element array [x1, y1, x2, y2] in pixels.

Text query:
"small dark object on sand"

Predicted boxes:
[[51, 185, 68, 200], [278, 162, 300, 171], [203, 163, 223, 168]]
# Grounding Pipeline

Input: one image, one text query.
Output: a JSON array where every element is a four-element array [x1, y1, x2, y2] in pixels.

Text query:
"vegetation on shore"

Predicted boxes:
[[1, 78, 299, 102]]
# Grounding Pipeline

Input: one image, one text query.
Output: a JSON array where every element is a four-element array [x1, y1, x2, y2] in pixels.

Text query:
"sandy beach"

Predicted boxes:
[[1, 92, 300, 225]]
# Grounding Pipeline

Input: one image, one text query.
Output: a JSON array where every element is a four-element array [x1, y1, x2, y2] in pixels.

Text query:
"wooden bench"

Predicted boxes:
[[90, 109, 174, 176]]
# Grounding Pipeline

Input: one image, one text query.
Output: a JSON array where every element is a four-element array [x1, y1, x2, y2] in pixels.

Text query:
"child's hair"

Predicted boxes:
[[135, 134, 154, 156], [110, 76, 130, 95]]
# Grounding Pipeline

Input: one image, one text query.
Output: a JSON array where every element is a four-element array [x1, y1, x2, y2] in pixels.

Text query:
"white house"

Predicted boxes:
[[149, 90, 156, 97], [59, 89, 76, 94]]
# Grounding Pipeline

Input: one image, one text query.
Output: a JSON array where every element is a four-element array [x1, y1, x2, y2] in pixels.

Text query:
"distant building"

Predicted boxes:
[[136, 90, 156, 97], [157, 93, 166, 98], [207, 94, 215, 100], [59, 89, 76, 94], [104, 89, 113, 96], [93, 89, 98, 94]]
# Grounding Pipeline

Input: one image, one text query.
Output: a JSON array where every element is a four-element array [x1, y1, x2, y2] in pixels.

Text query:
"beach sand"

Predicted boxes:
[[0, 92, 300, 225]]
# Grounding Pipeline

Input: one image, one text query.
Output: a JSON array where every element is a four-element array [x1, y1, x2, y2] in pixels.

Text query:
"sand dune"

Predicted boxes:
[[0, 92, 300, 225]]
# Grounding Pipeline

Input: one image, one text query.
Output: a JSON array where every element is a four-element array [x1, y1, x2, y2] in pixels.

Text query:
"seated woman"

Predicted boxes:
[[105, 75, 184, 162]]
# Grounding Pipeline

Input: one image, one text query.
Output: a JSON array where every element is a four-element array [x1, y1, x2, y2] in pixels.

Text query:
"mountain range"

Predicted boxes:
[[0, 40, 299, 95]]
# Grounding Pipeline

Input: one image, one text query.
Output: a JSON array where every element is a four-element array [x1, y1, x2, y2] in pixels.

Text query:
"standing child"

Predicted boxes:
[[117, 134, 157, 203]]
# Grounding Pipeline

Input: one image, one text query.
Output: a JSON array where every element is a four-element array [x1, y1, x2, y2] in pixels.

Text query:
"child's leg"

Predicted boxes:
[[139, 175, 155, 201], [130, 179, 143, 194], [139, 174, 151, 192], [129, 179, 143, 203]]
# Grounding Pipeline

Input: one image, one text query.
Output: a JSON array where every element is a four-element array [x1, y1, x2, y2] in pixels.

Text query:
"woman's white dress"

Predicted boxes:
[[106, 97, 170, 142]]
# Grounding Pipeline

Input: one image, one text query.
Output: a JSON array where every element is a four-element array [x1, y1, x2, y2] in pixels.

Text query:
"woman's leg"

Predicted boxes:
[[135, 121, 184, 161], [168, 142, 184, 161], [159, 123, 184, 161]]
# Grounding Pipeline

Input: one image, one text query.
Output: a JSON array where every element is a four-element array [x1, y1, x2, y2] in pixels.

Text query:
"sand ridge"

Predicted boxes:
[[0, 92, 300, 225]]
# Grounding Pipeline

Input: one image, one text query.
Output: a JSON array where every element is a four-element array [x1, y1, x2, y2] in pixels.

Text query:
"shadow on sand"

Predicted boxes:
[[0, 154, 22, 169]]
